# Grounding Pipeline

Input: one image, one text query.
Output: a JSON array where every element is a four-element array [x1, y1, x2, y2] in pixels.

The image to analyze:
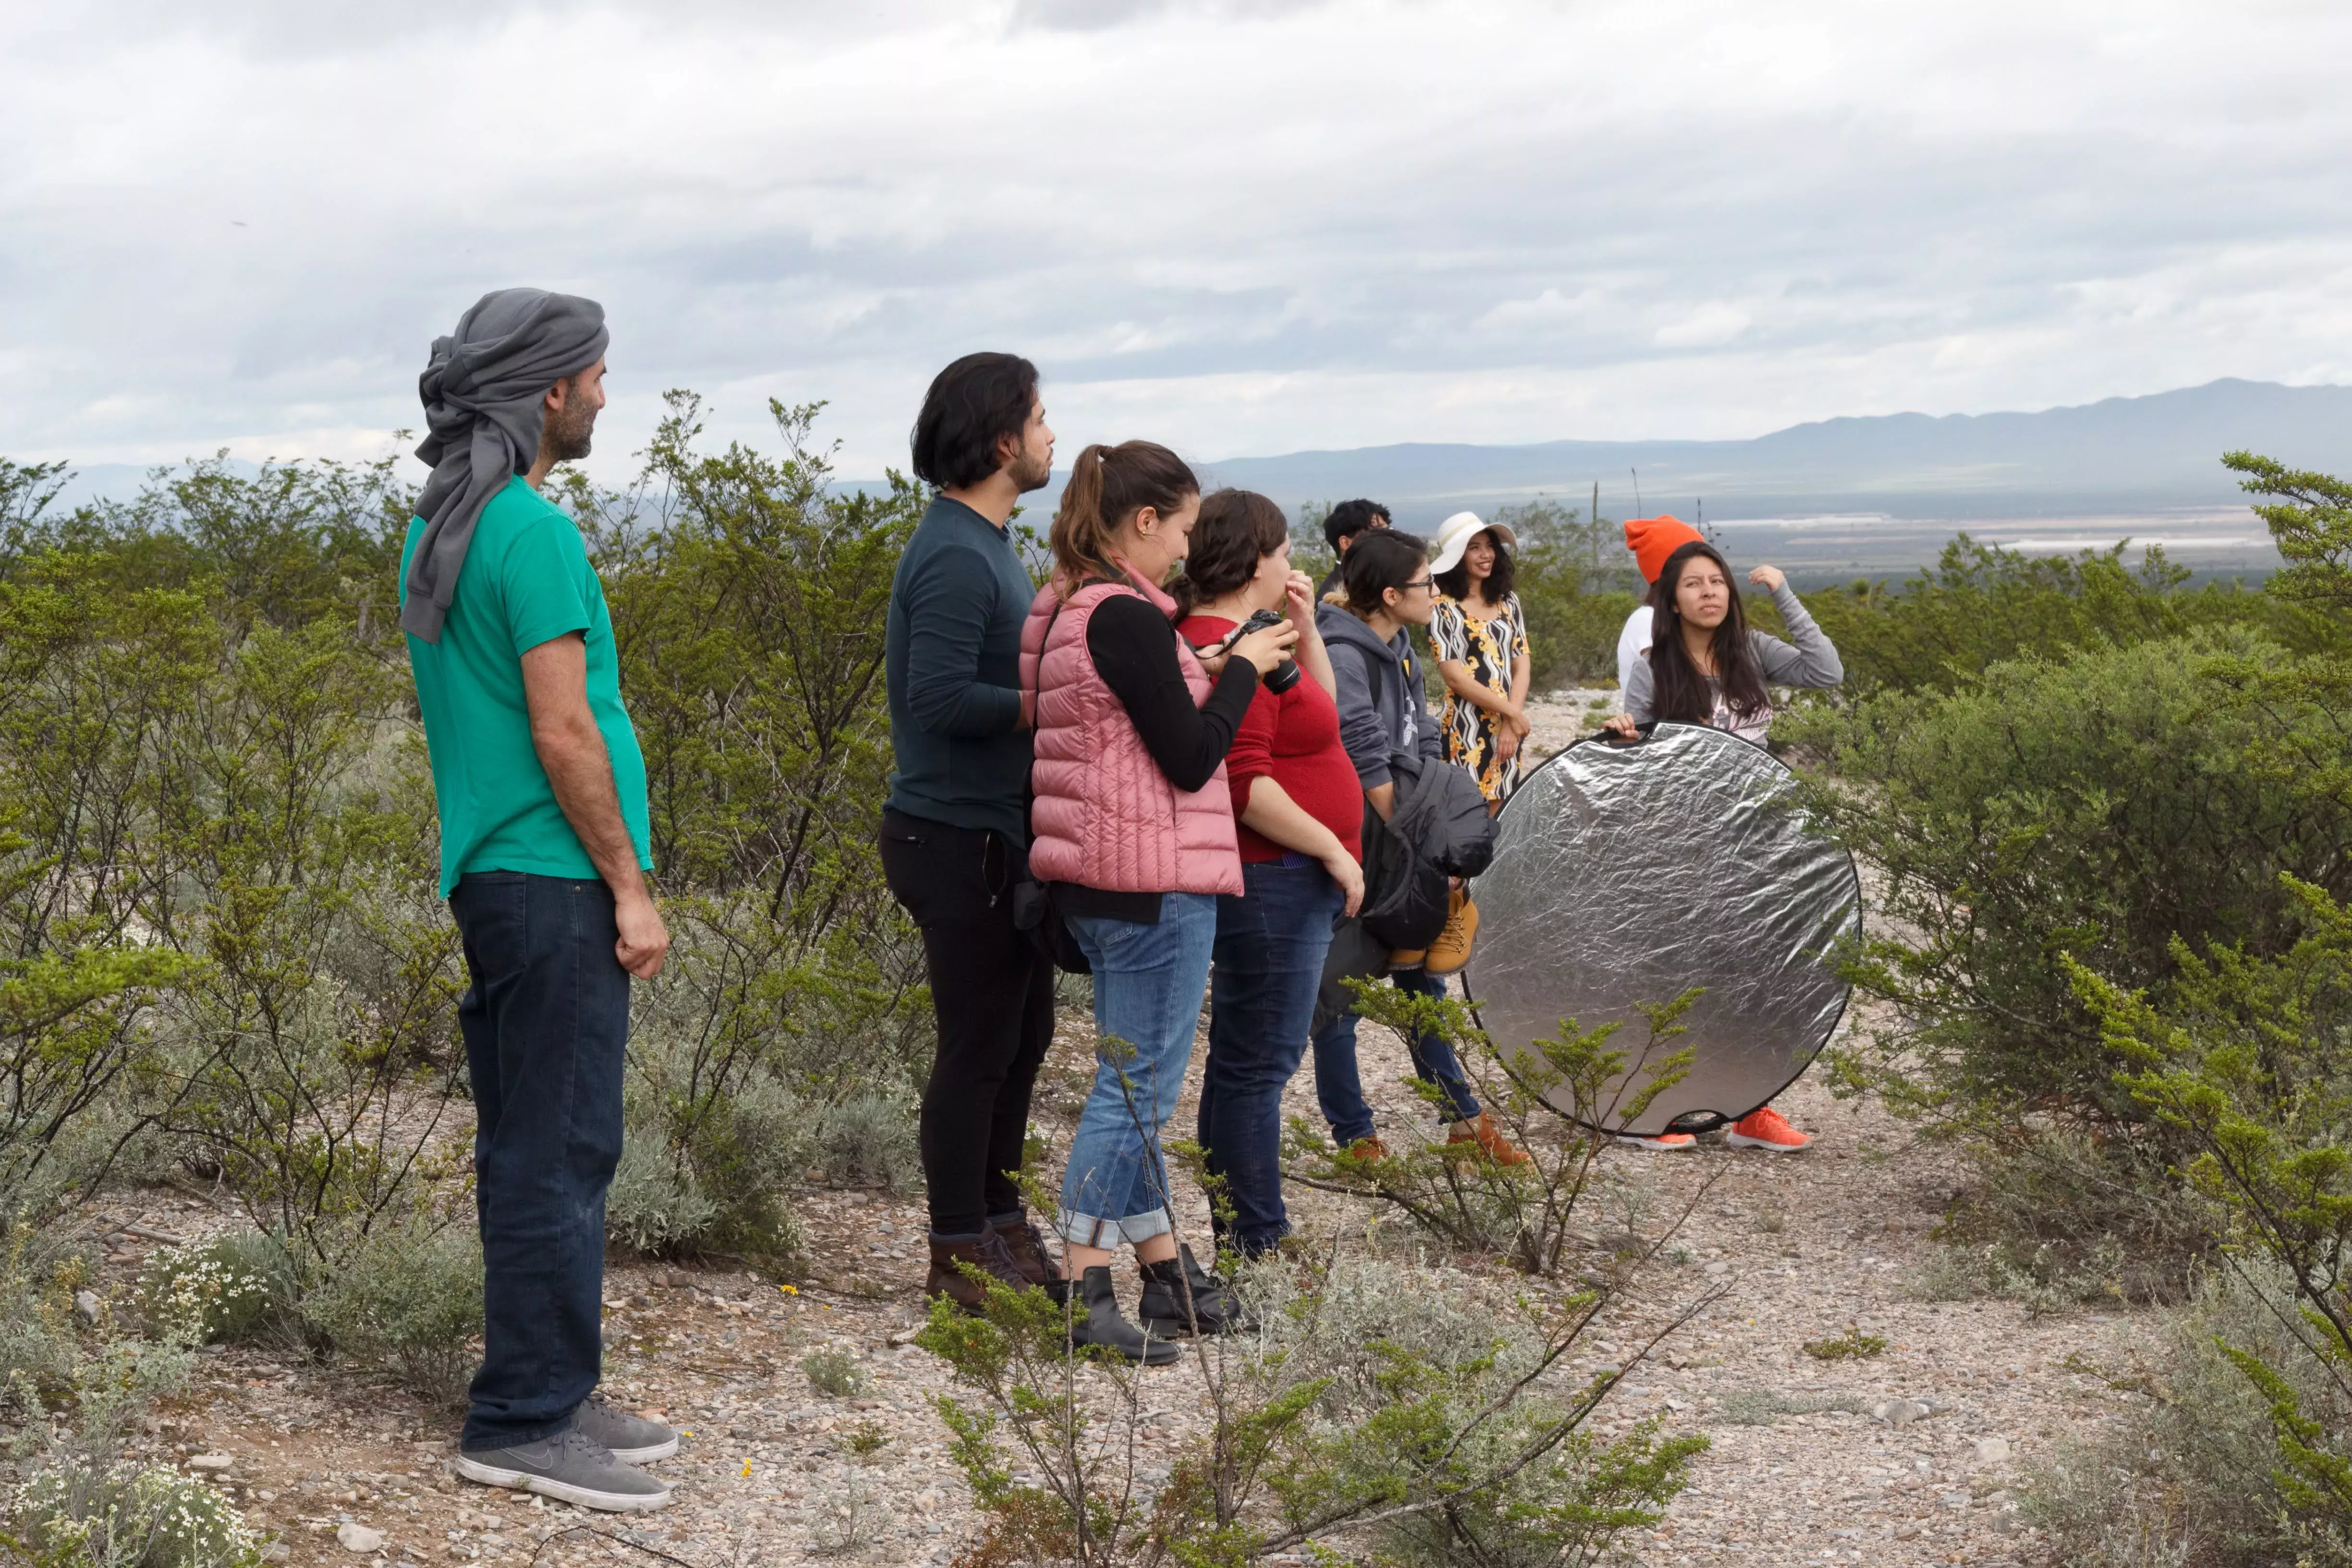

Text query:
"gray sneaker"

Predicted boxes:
[[455, 1429, 673, 1512], [572, 1394, 679, 1463]]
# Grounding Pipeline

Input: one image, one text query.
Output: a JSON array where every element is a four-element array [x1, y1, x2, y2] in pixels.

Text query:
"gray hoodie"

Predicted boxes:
[[1622, 580, 1843, 741], [1316, 600, 1443, 791]]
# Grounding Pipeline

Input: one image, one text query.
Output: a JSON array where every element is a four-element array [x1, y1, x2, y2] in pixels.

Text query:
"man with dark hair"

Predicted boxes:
[[402, 289, 678, 1512], [1316, 497, 1391, 596], [882, 352, 1066, 1310]]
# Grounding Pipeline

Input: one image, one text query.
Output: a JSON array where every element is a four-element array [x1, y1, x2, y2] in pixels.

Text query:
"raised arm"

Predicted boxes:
[[1750, 573, 1844, 690]]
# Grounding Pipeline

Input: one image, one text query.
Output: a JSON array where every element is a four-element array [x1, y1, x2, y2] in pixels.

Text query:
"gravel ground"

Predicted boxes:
[[51, 687, 2158, 1567]]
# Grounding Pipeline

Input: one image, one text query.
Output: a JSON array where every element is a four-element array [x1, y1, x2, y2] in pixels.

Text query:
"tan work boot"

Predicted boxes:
[[1425, 886, 1479, 976]]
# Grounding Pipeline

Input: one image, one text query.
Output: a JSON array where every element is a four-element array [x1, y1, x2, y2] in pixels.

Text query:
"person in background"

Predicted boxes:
[[1173, 490, 1365, 1264], [401, 289, 679, 1512], [1314, 530, 1529, 1167], [1024, 443, 1298, 1360], [881, 353, 1066, 1310], [1614, 514, 1706, 692], [1314, 497, 1393, 596], [1428, 510, 1533, 815], [1605, 537, 1844, 1153]]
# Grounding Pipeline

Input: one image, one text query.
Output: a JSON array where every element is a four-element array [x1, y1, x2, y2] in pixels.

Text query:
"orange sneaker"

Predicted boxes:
[[1726, 1106, 1810, 1152], [1425, 887, 1479, 976], [1344, 1135, 1391, 1167], [1449, 1111, 1531, 1166], [1615, 1131, 1697, 1151]]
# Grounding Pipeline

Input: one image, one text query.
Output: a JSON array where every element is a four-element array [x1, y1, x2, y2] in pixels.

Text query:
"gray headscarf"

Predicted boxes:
[[401, 288, 609, 642]]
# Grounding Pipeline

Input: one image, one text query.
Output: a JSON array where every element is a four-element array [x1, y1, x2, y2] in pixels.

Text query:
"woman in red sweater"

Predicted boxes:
[[1175, 490, 1366, 1260]]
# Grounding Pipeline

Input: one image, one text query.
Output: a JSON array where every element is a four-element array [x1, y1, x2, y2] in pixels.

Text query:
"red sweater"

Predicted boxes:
[[1179, 615, 1365, 865]]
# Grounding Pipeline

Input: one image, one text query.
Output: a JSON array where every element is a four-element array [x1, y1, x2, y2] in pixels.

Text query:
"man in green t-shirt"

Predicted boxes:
[[399, 289, 676, 1512]]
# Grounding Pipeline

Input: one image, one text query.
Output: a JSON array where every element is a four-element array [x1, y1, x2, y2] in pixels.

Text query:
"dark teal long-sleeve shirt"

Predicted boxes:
[[883, 495, 1036, 843]]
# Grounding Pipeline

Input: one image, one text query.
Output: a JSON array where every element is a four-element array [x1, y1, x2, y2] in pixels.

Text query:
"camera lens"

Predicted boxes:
[[1264, 658, 1301, 693]]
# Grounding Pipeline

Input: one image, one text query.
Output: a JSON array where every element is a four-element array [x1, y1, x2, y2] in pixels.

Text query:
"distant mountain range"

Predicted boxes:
[[35, 378, 2350, 537], [1185, 377, 2352, 528]]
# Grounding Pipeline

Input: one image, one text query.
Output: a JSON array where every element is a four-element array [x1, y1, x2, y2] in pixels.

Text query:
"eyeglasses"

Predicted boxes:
[[1400, 576, 1434, 592]]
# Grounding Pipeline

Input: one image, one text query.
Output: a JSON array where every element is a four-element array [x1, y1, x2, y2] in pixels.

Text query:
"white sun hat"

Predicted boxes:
[[1427, 510, 1520, 577]]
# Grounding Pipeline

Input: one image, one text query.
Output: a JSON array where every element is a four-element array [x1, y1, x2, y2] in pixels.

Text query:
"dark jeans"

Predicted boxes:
[[450, 872, 630, 1453], [879, 810, 1057, 1240], [1203, 858, 1344, 1256], [1311, 967, 1481, 1145]]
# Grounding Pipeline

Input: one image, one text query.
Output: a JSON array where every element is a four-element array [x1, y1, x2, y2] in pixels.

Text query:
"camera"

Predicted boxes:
[[1234, 608, 1301, 693]]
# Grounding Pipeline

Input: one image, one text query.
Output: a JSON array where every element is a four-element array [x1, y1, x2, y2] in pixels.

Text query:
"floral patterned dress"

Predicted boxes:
[[1430, 591, 1529, 804]]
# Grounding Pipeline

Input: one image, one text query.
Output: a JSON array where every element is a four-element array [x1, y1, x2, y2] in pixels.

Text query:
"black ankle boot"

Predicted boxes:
[[1067, 1265, 1179, 1365], [1137, 1244, 1252, 1337]]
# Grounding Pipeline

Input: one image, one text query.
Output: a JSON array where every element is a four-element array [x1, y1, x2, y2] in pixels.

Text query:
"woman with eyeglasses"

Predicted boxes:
[[1312, 530, 1529, 1169]]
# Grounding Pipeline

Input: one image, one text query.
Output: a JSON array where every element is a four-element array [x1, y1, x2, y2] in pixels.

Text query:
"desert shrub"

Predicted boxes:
[[920, 1245, 1705, 1568], [1919, 1127, 2212, 1310], [12, 1456, 268, 1568], [1286, 979, 1697, 1275], [2026, 1266, 2352, 1568], [0, 1235, 199, 1466], [295, 1221, 482, 1406], [805, 1092, 922, 1193], [134, 1235, 292, 1348], [1799, 535, 2332, 696], [801, 1348, 865, 1399], [607, 987, 810, 1266], [1783, 630, 2352, 1138]]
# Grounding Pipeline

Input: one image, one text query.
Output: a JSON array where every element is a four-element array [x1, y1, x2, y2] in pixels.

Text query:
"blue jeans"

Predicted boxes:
[[448, 872, 631, 1452], [1057, 892, 1219, 1250], [1204, 859, 1344, 1257], [1311, 967, 1481, 1145]]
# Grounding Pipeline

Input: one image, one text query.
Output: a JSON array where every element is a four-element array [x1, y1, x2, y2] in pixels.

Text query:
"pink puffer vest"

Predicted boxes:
[[1021, 571, 1243, 898]]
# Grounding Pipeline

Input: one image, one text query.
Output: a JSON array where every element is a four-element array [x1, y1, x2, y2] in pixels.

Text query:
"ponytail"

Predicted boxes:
[[1049, 441, 1198, 598]]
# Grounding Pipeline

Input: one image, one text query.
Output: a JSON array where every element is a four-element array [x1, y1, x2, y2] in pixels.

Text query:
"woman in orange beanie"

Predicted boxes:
[[1603, 535, 1843, 1154]]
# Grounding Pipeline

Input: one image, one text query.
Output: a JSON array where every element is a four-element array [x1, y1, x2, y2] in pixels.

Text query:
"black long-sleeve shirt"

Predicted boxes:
[[1054, 594, 1258, 921]]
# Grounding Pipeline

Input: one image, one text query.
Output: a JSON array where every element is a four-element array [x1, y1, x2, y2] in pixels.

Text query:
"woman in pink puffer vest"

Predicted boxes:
[[1020, 439, 1297, 1363]]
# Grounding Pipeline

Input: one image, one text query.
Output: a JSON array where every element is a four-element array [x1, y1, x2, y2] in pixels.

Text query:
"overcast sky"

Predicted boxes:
[[5, 0, 2350, 483]]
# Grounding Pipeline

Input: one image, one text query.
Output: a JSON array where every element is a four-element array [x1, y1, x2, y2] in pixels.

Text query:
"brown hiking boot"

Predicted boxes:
[[1343, 1135, 1391, 1167], [989, 1213, 1070, 1303], [1424, 887, 1479, 976], [926, 1230, 1028, 1314], [1448, 1111, 1530, 1167]]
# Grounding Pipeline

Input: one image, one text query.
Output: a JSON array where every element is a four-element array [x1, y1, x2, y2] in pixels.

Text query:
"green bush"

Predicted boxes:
[[1798, 535, 2334, 695], [805, 1092, 922, 1193], [294, 1222, 482, 1407], [1782, 629, 2352, 1137], [13, 1456, 268, 1568]]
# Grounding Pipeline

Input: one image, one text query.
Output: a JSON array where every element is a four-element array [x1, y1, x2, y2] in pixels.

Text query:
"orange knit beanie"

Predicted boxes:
[[1623, 514, 1706, 584]]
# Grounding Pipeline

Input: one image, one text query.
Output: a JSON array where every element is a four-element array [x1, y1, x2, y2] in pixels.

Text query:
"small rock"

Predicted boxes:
[[1868, 1398, 1932, 1427], [1702, 1261, 1730, 1276], [1974, 1436, 2011, 1463], [186, 1454, 235, 1472], [73, 1290, 101, 1326], [336, 1522, 384, 1552], [1893, 1525, 1921, 1540], [261, 1548, 292, 1563]]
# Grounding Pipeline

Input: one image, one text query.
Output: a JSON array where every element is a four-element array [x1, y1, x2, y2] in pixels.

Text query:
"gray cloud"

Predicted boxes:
[[4, 0, 2351, 484]]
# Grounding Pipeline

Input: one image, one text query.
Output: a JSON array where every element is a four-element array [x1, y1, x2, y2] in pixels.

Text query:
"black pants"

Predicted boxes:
[[880, 809, 1057, 1239], [449, 872, 630, 1452]]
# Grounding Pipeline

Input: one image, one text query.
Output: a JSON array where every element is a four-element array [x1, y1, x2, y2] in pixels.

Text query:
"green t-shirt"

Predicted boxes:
[[400, 477, 653, 897]]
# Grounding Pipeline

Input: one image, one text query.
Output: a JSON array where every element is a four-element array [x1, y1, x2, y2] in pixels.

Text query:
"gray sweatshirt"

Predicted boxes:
[[1317, 600, 1443, 790], [1623, 580, 1842, 741]]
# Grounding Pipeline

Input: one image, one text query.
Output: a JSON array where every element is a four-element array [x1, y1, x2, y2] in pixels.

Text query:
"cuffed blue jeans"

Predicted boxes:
[[1057, 892, 1219, 1250], [1311, 967, 1481, 1146], [1204, 858, 1343, 1256], [449, 872, 630, 1452]]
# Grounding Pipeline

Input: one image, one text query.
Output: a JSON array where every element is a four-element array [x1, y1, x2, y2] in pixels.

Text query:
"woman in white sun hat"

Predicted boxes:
[[1427, 511, 1533, 813]]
